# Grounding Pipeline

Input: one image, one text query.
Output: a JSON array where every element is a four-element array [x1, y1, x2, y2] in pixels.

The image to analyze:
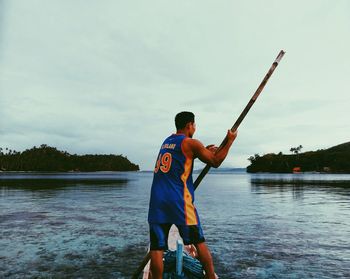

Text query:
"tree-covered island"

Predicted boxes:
[[0, 145, 139, 172], [247, 142, 350, 173]]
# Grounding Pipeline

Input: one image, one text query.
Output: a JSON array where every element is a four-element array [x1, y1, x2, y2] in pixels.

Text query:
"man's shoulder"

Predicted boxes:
[[182, 138, 203, 150]]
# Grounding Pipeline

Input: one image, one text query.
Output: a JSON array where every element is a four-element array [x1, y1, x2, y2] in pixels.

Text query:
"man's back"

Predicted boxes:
[[148, 133, 198, 225]]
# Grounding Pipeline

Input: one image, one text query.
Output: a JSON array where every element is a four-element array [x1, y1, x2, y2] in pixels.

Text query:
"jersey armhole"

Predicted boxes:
[[181, 137, 192, 160]]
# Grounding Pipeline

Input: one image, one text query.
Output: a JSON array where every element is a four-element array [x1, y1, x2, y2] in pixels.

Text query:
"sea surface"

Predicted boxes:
[[1, 171, 350, 278]]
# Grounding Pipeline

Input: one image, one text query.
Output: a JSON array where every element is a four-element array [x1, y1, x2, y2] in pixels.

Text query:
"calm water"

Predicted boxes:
[[1, 171, 350, 278]]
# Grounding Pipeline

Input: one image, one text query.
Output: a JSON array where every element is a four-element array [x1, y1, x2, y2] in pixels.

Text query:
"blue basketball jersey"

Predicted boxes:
[[148, 134, 200, 225]]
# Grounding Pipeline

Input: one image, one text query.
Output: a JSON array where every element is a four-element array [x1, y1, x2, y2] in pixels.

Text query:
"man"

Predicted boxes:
[[148, 111, 237, 279]]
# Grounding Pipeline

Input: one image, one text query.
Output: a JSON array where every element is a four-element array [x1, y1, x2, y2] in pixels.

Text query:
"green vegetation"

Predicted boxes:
[[247, 142, 350, 173], [0, 144, 139, 172]]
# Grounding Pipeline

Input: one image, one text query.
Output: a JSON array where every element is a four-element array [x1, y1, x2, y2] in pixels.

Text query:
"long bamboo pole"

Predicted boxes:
[[194, 50, 286, 190]]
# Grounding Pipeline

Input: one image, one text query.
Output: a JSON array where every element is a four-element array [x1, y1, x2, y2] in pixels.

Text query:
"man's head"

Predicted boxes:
[[175, 111, 196, 138]]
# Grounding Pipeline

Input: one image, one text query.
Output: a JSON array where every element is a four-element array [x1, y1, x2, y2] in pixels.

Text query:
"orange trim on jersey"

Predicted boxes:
[[154, 153, 161, 173], [180, 138, 198, 225]]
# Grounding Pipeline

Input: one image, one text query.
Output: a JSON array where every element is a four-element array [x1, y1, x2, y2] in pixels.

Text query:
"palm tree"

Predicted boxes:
[[290, 145, 303, 154]]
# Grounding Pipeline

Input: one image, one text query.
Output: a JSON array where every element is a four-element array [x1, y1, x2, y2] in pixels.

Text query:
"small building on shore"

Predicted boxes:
[[293, 167, 301, 173]]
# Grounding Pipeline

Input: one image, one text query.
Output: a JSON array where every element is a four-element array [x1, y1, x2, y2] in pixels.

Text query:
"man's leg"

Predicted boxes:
[[194, 242, 216, 279], [177, 223, 216, 279], [150, 250, 164, 279], [149, 223, 171, 279]]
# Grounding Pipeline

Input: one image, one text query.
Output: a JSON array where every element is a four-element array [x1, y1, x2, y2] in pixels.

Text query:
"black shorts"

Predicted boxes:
[[149, 223, 205, 250]]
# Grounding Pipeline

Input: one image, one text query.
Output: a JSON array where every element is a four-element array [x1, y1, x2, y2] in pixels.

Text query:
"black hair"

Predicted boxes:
[[175, 111, 195, 130]]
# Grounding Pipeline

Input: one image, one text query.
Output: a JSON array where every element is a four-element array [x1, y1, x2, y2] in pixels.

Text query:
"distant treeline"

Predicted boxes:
[[247, 142, 350, 173], [0, 145, 139, 172]]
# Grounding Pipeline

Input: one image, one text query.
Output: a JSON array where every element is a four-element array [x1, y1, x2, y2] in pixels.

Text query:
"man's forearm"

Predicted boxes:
[[213, 140, 233, 167]]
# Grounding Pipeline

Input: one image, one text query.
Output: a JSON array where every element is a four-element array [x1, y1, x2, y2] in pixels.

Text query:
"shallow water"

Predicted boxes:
[[1, 171, 350, 278]]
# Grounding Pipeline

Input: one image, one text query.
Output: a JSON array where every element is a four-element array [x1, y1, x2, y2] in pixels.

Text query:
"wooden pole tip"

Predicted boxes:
[[274, 50, 286, 64]]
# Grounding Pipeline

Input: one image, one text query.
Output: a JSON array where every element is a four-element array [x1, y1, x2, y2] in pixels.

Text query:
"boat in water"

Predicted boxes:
[[140, 225, 217, 279]]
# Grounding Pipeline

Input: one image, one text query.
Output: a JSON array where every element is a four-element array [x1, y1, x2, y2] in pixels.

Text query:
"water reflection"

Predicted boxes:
[[251, 183, 305, 200], [0, 178, 129, 188], [250, 174, 350, 201], [0, 172, 130, 196]]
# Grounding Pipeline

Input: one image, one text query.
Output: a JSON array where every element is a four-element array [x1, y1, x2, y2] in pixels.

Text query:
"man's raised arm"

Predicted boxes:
[[183, 130, 237, 168]]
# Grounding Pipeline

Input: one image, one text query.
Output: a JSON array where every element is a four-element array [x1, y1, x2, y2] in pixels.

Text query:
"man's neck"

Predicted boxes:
[[176, 129, 189, 137]]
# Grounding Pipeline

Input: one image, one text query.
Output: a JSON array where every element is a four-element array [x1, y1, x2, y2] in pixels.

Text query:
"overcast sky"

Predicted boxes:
[[1, 0, 349, 170]]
